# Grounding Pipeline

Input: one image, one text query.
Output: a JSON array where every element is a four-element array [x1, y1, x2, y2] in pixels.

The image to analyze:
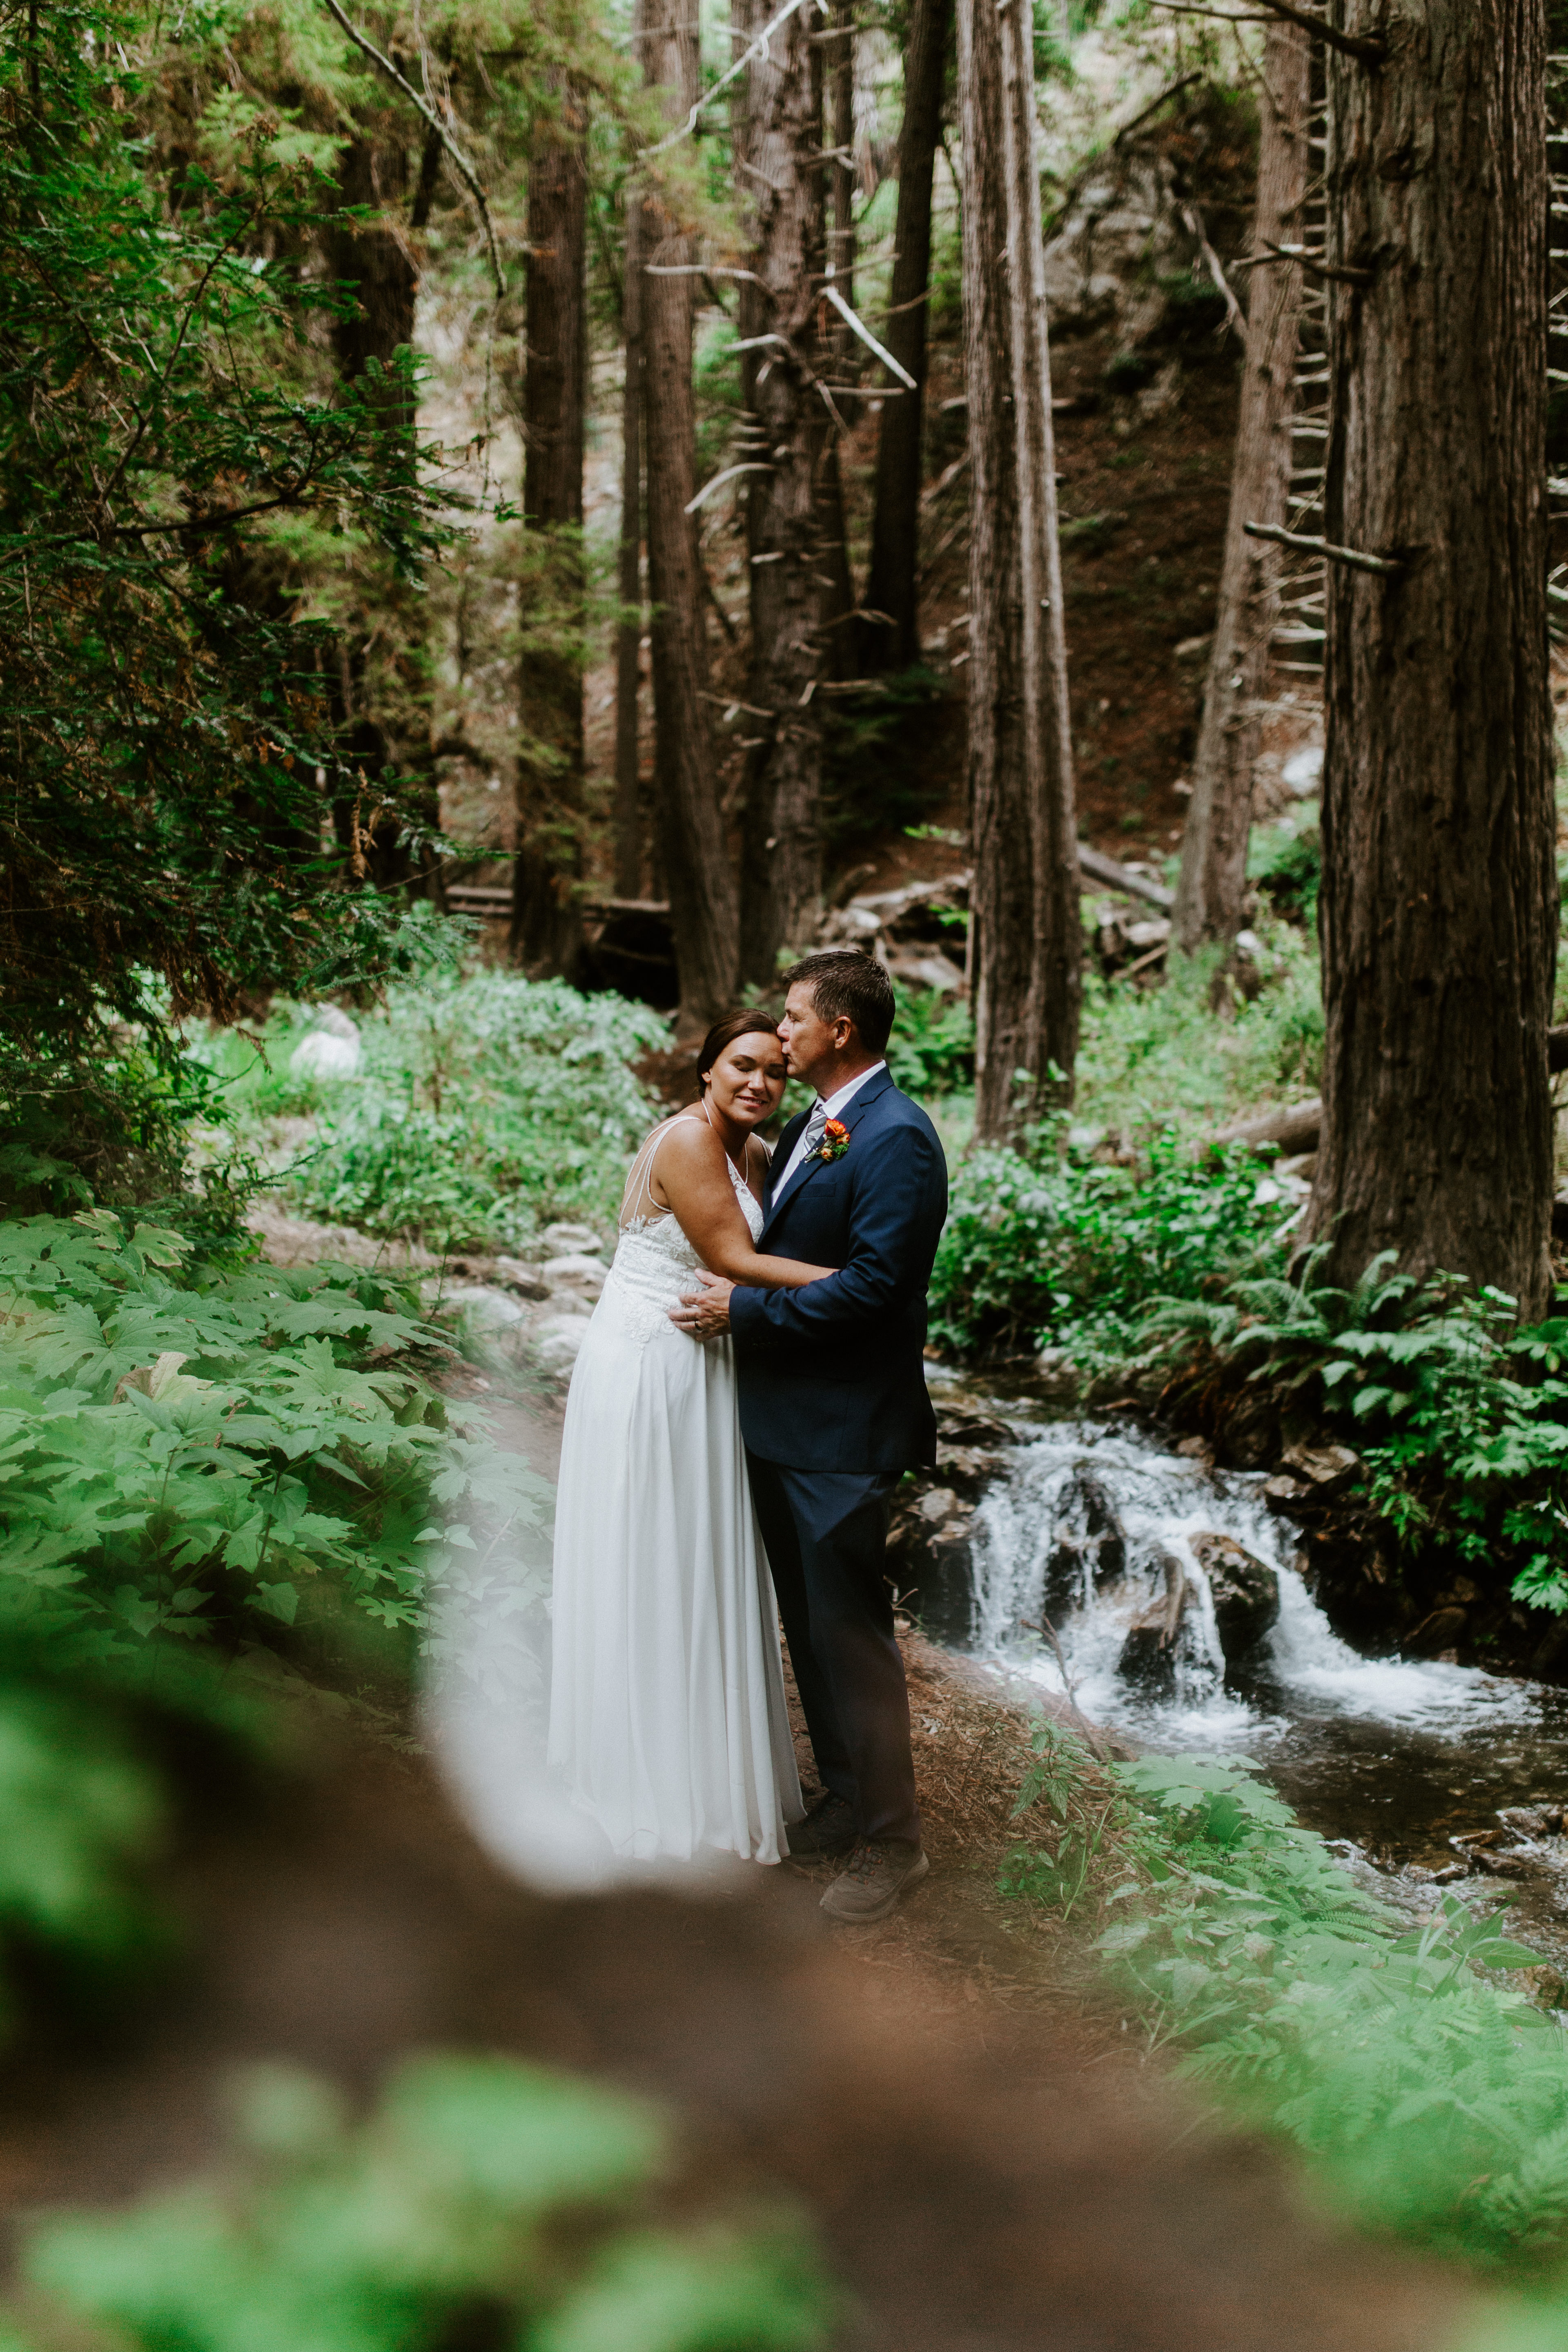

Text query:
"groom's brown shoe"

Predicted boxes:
[[786, 1793, 858, 1858], [820, 1838, 929, 1923]]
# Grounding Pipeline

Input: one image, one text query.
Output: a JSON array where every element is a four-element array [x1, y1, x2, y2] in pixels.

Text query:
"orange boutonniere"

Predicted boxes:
[[819, 1118, 850, 1162]]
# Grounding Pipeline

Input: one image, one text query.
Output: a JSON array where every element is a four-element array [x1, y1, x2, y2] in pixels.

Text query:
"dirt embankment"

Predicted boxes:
[[0, 1651, 1479, 2352]]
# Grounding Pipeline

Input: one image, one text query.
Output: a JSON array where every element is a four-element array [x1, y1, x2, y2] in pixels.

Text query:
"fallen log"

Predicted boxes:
[[1077, 844, 1175, 911], [1212, 1098, 1322, 1156]]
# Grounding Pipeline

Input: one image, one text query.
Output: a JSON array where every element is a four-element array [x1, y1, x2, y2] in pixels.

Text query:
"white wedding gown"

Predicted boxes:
[[547, 1133, 804, 1864]]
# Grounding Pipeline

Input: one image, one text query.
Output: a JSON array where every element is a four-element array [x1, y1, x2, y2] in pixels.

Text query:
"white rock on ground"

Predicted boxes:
[[532, 1314, 591, 1373], [290, 1005, 363, 1080], [494, 1257, 552, 1301], [540, 1254, 610, 1299], [438, 1284, 529, 1330], [541, 1221, 604, 1254]]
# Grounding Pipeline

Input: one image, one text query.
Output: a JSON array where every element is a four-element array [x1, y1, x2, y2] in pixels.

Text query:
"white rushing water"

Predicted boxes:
[[969, 1419, 1532, 1749]]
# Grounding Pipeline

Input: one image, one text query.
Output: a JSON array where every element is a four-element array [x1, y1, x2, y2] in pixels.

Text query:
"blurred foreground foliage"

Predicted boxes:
[[9, 2053, 833, 2352]]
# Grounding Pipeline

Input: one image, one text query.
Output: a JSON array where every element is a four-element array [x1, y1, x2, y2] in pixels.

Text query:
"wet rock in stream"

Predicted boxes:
[[1118, 1550, 1192, 1691], [1190, 1532, 1279, 1659]]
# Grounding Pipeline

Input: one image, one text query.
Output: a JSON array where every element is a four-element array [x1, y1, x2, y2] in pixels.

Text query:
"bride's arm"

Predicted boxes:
[[653, 1123, 834, 1289]]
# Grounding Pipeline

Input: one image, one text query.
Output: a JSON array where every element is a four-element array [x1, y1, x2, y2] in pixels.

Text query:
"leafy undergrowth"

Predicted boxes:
[[927, 916, 1322, 1363], [7, 2053, 833, 2352], [929, 1125, 1292, 1364], [191, 971, 668, 1256], [0, 1208, 550, 1682], [1072, 915, 1322, 1138], [1149, 1254, 1568, 1618], [1002, 1727, 1568, 2272]]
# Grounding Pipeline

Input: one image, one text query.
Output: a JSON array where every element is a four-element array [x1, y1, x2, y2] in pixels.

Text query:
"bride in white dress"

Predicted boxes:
[[548, 1011, 836, 1865]]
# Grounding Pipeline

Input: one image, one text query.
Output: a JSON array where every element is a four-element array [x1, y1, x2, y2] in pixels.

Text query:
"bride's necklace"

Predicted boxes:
[[701, 1091, 748, 1183]]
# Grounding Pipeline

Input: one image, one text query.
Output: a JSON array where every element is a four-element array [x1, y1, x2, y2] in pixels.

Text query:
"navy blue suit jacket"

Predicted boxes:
[[730, 1067, 948, 1474]]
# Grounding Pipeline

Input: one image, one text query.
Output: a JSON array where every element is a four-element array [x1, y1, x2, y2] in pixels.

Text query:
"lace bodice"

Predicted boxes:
[[603, 1132, 763, 1345]]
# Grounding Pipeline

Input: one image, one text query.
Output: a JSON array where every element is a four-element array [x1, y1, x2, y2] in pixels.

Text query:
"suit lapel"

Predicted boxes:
[[764, 1108, 809, 1214], [759, 1067, 894, 1243]]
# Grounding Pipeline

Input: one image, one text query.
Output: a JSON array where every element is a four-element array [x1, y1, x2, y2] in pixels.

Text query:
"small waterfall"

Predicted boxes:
[[968, 1419, 1531, 1747]]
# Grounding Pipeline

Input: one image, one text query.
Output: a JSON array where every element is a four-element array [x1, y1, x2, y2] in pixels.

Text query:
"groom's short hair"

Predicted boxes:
[[782, 951, 895, 1054]]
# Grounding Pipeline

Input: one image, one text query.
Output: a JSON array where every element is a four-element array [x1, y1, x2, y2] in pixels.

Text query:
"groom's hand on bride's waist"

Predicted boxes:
[[670, 1270, 735, 1339]]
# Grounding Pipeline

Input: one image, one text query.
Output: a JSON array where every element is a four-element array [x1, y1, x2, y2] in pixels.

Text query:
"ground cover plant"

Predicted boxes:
[[928, 1125, 1293, 1364], [1002, 1727, 1568, 2272], [193, 971, 668, 1255], [927, 918, 1323, 1361], [9, 2053, 833, 2352], [0, 1207, 549, 1680], [1146, 1255, 1568, 1618]]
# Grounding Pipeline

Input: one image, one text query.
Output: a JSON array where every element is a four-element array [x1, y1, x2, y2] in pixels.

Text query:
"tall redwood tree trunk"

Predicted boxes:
[[613, 187, 645, 901], [960, 0, 1080, 1139], [326, 127, 441, 895], [642, 0, 741, 1031], [817, 16, 859, 682], [863, 0, 951, 672], [1174, 20, 1310, 951], [1306, 0, 1555, 1314], [735, 0, 832, 983], [514, 81, 587, 977]]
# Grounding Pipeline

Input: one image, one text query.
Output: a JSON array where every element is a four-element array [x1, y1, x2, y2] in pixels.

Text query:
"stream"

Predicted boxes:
[[936, 1386, 1568, 1966]]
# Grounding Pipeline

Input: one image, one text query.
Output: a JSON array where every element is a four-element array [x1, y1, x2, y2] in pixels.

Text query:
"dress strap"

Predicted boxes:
[[619, 1123, 672, 1231]]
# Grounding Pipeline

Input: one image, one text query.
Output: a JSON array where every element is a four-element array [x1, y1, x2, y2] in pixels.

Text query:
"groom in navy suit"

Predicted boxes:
[[671, 951, 949, 1922]]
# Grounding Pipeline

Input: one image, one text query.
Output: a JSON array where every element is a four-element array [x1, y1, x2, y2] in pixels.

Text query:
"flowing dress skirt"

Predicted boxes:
[[547, 1231, 803, 1864]]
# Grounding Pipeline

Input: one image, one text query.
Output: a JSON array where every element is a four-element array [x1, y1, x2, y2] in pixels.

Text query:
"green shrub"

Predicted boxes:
[[0, 1209, 548, 1673], [1095, 1755, 1568, 2265], [1072, 930, 1323, 1135], [929, 1126, 1290, 1361], [197, 972, 668, 1255], [18, 2053, 834, 2352], [1145, 1255, 1568, 1616], [1250, 813, 1323, 927], [1003, 1735, 1568, 2268], [885, 990, 974, 1098]]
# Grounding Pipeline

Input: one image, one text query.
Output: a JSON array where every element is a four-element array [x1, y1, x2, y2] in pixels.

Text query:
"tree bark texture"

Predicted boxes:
[[829, 0, 857, 316], [1174, 21, 1311, 952], [863, 0, 951, 672], [642, 0, 742, 1031], [325, 129, 440, 896], [515, 79, 587, 977], [814, 18, 859, 683], [959, 0, 1081, 1140], [1307, 0, 1555, 1315], [735, 0, 832, 984], [613, 190, 645, 901]]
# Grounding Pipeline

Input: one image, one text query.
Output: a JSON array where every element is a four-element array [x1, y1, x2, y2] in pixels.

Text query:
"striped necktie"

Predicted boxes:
[[795, 1099, 829, 1174]]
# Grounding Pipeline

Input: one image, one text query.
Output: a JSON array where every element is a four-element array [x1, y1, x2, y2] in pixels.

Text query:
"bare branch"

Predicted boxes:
[[684, 461, 774, 515], [646, 0, 814, 156], [1243, 519, 1410, 576], [822, 283, 918, 386], [1263, 237, 1376, 287], [1143, 0, 1386, 63], [320, 0, 504, 300], [1178, 200, 1244, 337], [1254, 0, 1386, 64]]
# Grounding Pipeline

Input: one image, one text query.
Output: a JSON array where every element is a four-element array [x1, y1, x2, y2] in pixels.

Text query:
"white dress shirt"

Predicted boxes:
[[773, 1060, 887, 1198]]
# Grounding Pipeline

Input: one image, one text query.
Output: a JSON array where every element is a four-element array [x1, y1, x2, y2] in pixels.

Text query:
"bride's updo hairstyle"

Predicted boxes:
[[694, 1009, 783, 1098]]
